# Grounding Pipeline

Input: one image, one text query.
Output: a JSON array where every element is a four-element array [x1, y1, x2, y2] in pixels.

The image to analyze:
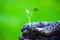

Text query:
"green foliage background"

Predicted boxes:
[[0, 0, 60, 40]]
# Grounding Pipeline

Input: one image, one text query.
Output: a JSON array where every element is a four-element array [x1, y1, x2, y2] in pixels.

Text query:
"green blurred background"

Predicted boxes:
[[0, 0, 60, 40]]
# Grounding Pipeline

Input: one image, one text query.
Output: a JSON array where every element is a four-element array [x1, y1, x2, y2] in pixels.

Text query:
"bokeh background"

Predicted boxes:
[[0, 0, 60, 40]]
